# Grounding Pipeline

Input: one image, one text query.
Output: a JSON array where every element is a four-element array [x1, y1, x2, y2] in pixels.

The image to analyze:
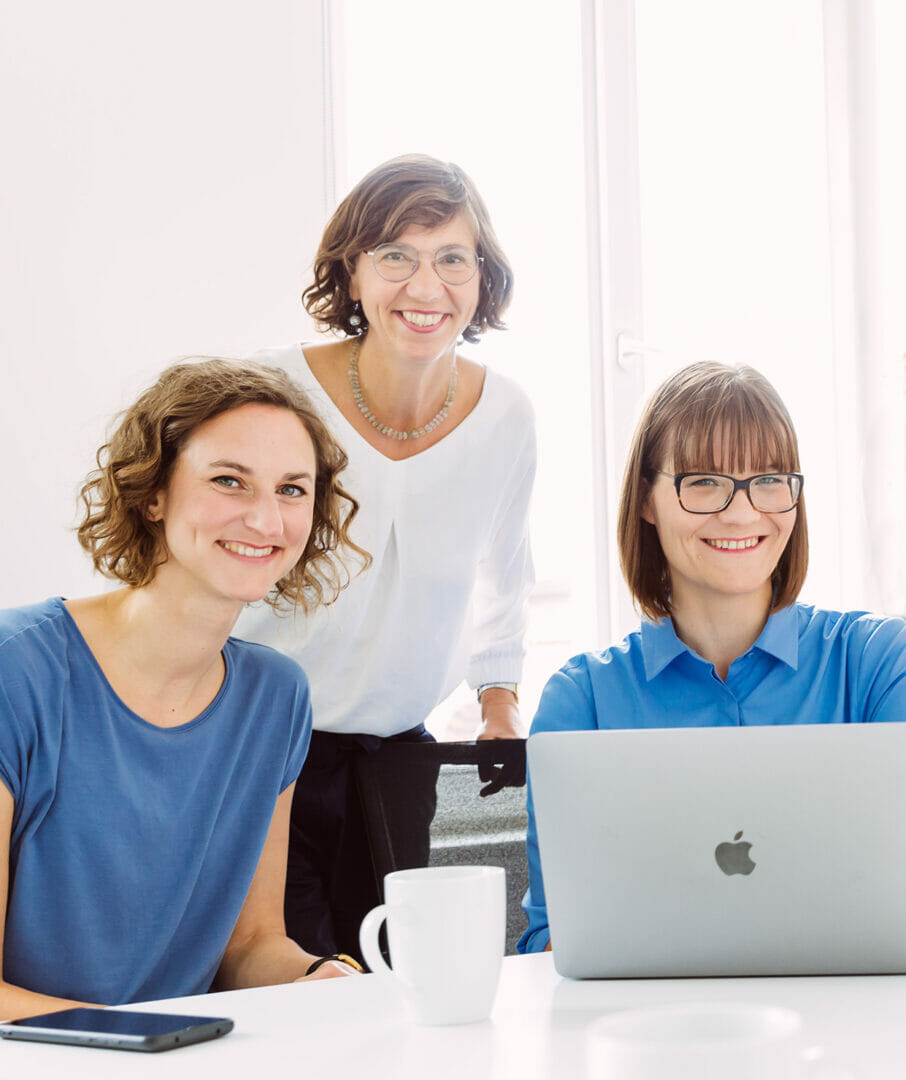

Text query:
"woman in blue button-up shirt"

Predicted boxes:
[[519, 361, 906, 953]]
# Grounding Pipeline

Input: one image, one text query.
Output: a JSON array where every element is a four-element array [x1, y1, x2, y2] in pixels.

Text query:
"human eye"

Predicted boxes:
[[686, 474, 720, 488], [752, 474, 783, 487], [212, 475, 242, 490], [439, 246, 475, 267], [277, 482, 309, 498], [377, 245, 414, 265]]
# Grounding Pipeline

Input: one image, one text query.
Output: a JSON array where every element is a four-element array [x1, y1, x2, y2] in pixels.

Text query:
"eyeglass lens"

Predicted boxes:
[[370, 243, 480, 285], [679, 474, 801, 513]]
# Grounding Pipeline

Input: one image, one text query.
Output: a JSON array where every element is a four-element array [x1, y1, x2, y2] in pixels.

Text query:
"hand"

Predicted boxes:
[[475, 690, 527, 796], [476, 687, 523, 742], [476, 739, 527, 796], [294, 959, 360, 982]]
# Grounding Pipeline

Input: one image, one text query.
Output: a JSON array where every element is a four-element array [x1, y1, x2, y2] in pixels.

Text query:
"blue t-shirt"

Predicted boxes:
[[0, 598, 311, 1004], [518, 603, 906, 953]]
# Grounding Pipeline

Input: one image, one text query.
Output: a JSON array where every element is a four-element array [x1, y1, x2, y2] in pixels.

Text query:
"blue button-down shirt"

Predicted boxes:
[[518, 603, 906, 953]]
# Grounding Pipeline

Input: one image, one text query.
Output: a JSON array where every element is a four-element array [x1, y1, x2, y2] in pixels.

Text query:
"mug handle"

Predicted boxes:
[[359, 903, 392, 975]]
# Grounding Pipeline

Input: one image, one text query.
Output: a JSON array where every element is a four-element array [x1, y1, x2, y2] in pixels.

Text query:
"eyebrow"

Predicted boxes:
[[208, 459, 314, 482]]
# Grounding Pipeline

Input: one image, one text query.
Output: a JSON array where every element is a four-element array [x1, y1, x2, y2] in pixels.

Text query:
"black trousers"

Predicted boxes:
[[284, 724, 436, 964]]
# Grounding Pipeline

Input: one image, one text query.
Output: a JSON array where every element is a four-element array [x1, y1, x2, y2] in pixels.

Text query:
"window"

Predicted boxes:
[[331, 0, 906, 735], [632, 0, 838, 607], [335, 0, 596, 732], [588, 0, 905, 624]]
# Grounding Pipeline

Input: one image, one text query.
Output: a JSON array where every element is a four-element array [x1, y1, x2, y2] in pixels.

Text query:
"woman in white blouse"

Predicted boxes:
[[237, 154, 536, 961]]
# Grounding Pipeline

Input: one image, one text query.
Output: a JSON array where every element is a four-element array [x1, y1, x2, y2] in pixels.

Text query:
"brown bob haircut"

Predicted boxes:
[[303, 153, 513, 344], [77, 358, 369, 611], [618, 361, 808, 621]]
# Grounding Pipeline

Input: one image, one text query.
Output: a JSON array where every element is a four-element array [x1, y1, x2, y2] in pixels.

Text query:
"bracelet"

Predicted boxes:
[[477, 682, 519, 703], [304, 953, 364, 976]]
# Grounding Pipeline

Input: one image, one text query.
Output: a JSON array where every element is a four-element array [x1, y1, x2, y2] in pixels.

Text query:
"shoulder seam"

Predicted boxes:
[[0, 603, 64, 652]]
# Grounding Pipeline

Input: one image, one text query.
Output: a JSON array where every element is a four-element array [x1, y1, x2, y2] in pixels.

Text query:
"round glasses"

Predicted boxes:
[[659, 471, 804, 514], [366, 243, 483, 285]]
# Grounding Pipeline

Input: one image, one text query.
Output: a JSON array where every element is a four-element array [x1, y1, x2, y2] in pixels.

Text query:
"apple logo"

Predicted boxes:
[[714, 830, 756, 876]]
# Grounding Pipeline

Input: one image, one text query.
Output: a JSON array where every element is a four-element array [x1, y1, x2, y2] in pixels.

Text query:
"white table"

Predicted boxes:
[[1, 954, 903, 1077]]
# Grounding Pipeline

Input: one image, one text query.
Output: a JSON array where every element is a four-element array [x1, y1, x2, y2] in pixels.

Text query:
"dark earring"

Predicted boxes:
[[459, 321, 481, 345], [348, 301, 363, 333]]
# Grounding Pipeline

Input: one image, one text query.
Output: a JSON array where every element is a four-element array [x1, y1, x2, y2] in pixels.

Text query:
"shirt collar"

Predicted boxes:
[[640, 618, 691, 681], [751, 603, 799, 669], [640, 603, 800, 681]]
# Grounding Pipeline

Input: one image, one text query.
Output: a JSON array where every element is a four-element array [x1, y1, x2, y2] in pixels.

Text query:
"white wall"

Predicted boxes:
[[0, 0, 329, 606]]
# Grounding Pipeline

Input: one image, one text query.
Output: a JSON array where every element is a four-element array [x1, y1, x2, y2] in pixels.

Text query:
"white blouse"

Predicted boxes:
[[234, 344, 536, 737]]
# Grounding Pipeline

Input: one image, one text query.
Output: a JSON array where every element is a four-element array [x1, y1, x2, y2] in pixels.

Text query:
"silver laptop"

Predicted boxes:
[[528, 723, 906, 978]]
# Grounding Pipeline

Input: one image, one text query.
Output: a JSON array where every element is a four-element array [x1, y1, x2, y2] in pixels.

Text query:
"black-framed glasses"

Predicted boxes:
[[366, 242, 483, 285], [657, 471, 804, 514]]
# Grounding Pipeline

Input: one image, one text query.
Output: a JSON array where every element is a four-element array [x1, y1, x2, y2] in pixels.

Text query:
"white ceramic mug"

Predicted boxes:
[[587, 1002, 853, 1080], [359, 865, 505, 1026]]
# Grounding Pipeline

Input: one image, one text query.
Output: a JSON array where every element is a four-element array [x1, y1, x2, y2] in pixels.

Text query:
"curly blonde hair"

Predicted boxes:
[[77, 358, 369, 611]]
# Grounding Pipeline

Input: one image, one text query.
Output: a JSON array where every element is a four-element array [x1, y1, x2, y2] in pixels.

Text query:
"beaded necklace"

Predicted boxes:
[[348, 337, 458, 441]]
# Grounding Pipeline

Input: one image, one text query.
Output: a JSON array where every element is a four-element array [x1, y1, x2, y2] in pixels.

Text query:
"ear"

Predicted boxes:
[[145, 491, 165, 522], [348, 269, 361, 303], [639, 477, 657, 526]]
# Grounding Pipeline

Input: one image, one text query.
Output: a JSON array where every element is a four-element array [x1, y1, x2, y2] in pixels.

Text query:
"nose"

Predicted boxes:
[[244, 490, 285, 538], [718, 486, 762, 522], [405, 257, 443, 300]]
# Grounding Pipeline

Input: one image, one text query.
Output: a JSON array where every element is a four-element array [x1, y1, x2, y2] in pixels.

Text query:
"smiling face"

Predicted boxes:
[[641, 457, 797, 617], [618, 363, 809, 622], [146, 403, 317, 607], [349, 212, 481, 363]]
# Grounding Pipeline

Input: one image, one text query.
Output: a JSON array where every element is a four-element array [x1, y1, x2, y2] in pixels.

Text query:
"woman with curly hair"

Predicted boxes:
[[0, 358, 368, 1020]]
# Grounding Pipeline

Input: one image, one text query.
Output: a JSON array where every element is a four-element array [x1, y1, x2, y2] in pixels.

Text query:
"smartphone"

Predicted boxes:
[[0, 1006, 234, 1052]]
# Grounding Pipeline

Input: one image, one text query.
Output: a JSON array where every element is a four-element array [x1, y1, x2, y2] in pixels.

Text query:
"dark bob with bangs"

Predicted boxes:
[[618, 361, 808, 621], [302, 154, 513, 344], [77, 358, 369, 612]]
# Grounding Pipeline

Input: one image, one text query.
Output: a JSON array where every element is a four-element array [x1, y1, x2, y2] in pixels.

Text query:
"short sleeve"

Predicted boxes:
[[0, 617, 57, 805], [280, 676, 313, 791], [0, 678, 27, 800]]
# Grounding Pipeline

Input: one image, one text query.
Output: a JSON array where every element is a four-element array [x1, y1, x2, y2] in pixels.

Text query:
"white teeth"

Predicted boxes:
[[402, 311, 444, 327], [706, 537, 761, 551], [222, 542, 274, 558]]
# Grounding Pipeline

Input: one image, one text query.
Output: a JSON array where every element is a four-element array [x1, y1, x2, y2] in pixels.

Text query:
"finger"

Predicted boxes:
[[479, 776, 505, 797], [297, 961, 359, 982]]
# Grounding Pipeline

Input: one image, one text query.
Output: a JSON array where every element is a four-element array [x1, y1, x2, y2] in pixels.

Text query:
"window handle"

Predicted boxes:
[[616, 331, 662, 370]]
